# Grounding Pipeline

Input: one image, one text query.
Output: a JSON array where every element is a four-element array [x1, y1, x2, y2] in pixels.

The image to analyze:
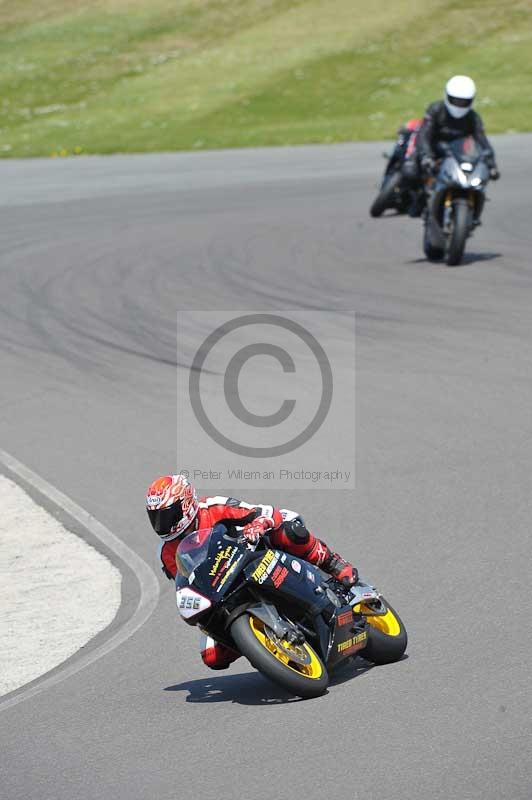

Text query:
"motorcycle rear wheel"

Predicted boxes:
[[231, 613, 329, 698], [370, 171, 403, 217], [358, 599, 407, 665]]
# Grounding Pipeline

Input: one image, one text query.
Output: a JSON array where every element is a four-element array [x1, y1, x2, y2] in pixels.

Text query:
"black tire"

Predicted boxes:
[[423, 223, 444, 261], [370, 172, 402, 217], [446, 200, 471, 266], [230, 613, 329, 699], [362, 599, 407, 665]]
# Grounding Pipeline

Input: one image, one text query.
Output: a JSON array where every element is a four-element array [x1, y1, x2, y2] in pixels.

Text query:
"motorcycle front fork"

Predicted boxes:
[[442, 191, 480, 234], [443, 195, 453, 234]]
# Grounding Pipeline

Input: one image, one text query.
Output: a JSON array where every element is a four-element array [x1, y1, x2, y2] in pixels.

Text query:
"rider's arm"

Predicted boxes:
[[158, 540, 179, 580], [202, 497, 282, 530], [472, 111, 496, 166], [417, 103, 438, 161], [218, 504, 269, 528], [214, 502, 282, 544]]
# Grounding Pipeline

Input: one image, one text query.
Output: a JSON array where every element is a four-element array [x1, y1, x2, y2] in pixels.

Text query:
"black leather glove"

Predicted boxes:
[[489, 166, 500, 181]]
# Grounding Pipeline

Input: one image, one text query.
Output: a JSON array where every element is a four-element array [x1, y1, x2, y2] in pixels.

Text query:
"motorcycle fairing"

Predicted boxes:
[[428, 136, 490, 248], [176, 524, 375, 671]]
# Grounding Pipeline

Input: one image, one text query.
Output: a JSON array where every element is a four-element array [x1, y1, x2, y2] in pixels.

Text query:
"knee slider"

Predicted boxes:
[[283, 517, 310, 544]]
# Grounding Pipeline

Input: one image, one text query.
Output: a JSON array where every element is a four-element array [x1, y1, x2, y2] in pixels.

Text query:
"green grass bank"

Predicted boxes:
[[0, 0, 530, 157]]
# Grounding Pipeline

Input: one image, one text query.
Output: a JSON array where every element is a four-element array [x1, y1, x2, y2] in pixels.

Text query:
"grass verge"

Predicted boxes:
[[0, 0, 531, 157]]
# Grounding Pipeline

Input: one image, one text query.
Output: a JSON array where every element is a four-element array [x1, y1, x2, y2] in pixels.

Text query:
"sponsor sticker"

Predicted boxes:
[[271, 565, 289, 588], [337, 631, 367, 655], [337, 610, 353, 627], [291, 559, 302, 574], [209, 545, 237, 582], [216, 554, 244, 592], [306, 570, 315, 583], [251, 550, 279, 584]]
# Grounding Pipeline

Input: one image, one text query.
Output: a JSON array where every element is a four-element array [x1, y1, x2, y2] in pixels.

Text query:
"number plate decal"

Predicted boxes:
[[176, 587, 212, 619]]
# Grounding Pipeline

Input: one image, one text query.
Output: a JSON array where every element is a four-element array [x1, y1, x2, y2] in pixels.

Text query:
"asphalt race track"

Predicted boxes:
[[1, 137, 531, 800]]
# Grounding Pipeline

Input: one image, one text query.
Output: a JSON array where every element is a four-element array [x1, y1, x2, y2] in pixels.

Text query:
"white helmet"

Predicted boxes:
[[445, 75, 476, 119]]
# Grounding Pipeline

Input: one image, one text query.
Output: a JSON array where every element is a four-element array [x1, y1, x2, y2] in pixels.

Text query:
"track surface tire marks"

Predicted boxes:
[[0, 138, 531, 800]]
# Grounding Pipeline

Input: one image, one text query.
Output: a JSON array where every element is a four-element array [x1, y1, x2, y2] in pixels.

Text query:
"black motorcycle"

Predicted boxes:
[[423, 136, 491, 266], [175, 524, 407, 699], [370, 125, 423, 218]]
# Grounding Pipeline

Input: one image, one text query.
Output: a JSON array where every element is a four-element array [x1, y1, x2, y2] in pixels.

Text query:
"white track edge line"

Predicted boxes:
[[0, 447, 160, 712]]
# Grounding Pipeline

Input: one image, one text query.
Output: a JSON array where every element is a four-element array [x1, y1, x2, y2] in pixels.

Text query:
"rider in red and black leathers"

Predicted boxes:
[[158, 498, 338, 580], [163, 497, 355, 670], [146, 475, 357, 671]]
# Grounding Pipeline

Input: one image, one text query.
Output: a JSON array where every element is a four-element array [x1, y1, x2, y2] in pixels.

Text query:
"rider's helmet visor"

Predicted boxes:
[[447, 94, 473, 109], [147, 502, 183, 537]]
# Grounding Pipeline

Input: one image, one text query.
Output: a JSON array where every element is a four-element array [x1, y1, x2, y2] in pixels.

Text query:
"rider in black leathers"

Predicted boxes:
[[416, 75, 500, 180]]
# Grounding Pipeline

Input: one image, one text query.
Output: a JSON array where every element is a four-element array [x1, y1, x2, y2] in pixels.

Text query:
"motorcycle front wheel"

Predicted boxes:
[[370, 171, 403, 217], [231, 613, 329, 698], [356, 599, 407, 665], [446, 199, 471, 266]]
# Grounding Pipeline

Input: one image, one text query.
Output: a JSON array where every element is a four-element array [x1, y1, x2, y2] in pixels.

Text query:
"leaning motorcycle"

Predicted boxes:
[[175, 524, 407, 699], [370, 123, 423, 218], [423, 136, 491, 266]]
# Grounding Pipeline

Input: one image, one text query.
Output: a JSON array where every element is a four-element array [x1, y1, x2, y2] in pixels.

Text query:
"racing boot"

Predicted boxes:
[[408, 190, 425, 218], [200, 633, 241, 670], [269, 520, 358, 587], [321, 550, 358, 587]]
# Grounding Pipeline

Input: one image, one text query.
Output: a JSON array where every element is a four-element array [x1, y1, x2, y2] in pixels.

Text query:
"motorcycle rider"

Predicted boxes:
[[146, 473, 358, 670], [417, 75, 500, 180], [397, 118, 424, 216], [391, 118, 423, 170]]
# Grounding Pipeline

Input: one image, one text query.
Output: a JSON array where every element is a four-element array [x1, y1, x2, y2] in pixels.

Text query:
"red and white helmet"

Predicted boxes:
[[146, 474, 199, 541]]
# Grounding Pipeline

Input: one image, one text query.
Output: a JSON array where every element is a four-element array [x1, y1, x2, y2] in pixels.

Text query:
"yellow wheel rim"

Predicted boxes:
[[354, 604, 402, 637], [248, 616, 323, 679]]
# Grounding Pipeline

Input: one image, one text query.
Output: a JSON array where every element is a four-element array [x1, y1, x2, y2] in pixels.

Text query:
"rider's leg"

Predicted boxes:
[[402, 157, 424, 217], [269, 516, 357, 586], [199, 633, 240, 670]]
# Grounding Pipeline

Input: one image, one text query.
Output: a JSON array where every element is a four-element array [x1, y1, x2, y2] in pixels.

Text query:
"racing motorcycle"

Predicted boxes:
[[423, 136, 491, 266], [175, 524, 407, 699], [370, 120, 423, 218]]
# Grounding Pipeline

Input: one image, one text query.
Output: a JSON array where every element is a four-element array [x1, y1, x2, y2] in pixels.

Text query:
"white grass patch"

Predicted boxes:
[[0, 475, 121, 697]]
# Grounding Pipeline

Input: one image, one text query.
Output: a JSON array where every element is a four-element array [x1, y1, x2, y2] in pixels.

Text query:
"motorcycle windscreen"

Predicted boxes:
[[176, 528, 212, 578], [448, 136, 481, 163]]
